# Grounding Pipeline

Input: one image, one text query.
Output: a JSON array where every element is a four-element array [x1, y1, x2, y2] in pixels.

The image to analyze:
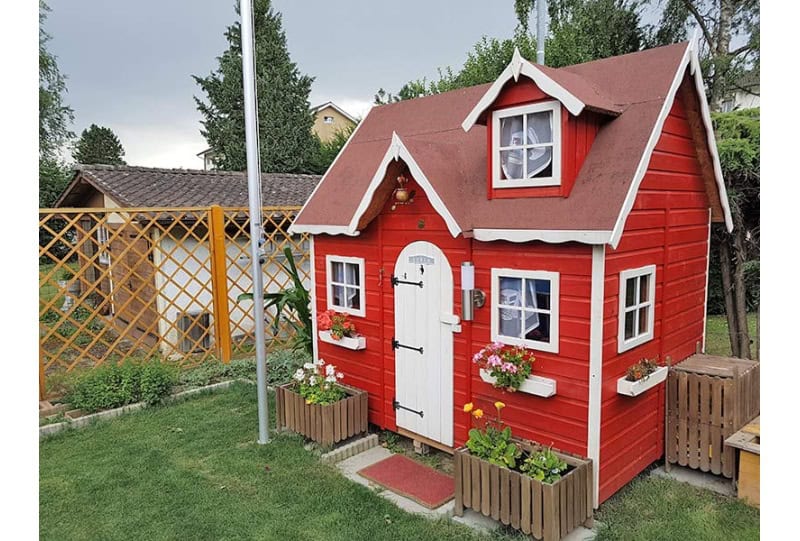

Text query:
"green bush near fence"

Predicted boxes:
[[178, 349, 309, 388], [66, 359, 178, 412]]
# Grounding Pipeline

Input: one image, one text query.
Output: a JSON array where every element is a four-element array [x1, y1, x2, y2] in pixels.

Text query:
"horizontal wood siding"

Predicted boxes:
[[468, 240, 593, 455], [487, 79, 605, 199], [313, 173, 470, 431], [598, 88, 712, 503]]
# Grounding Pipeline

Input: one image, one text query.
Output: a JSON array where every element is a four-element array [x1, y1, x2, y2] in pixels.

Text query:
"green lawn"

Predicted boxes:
[[705, 313, 759, 357], [40, 383, 485, 541], [595, 475, 759, 541]]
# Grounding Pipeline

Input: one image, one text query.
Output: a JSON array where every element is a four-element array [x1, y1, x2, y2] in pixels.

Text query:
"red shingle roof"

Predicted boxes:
[[293, 41, 729, 244]]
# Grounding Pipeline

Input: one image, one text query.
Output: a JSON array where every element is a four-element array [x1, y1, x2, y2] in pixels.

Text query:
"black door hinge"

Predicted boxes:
[[392, 337, 423, 354], [393, 398, 424, 418]]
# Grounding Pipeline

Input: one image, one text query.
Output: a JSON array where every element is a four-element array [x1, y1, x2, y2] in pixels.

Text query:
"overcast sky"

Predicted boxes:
[[46, 0, 527, 169]]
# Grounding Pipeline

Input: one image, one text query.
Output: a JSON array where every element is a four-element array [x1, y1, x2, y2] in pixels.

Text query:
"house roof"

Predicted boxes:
[[55, 165, 321, 208], [311, 101, 358, 123], [291, 39, 732, 247]]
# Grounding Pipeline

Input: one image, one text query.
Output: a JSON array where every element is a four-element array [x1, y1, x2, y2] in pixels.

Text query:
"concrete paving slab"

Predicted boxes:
[[651, 464, 735, 497], [453, 510, 595, 539], [335, 446, 393, 488]]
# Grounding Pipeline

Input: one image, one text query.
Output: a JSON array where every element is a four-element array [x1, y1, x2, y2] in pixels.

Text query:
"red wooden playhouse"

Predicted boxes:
[[289, 39, 732, 505]]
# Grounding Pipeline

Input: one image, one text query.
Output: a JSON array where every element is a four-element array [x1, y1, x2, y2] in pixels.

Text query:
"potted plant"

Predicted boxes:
[[616, 358, 668, 397], [274, 358, 368, 445], [454, 402, 593, 541], [317, 309, 366, 350], [473, 342, 556, 397]]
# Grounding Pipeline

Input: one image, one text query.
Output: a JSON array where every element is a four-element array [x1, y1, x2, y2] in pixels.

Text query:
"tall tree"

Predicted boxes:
[[72, 124, 126, 165], [39, 1, 74, 208], [193, 0, 317, 173]]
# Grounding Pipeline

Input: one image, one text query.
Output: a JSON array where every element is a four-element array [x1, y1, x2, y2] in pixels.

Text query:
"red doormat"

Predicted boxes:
[[357, 454, 454, 509]]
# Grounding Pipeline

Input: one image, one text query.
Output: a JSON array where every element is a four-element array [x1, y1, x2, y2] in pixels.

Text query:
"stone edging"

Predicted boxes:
[[320, 434, 379, 464], [39, 379, 254, 439]]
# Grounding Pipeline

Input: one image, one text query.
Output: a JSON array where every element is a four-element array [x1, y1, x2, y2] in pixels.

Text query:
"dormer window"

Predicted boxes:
[[492, 100, 561, 188]]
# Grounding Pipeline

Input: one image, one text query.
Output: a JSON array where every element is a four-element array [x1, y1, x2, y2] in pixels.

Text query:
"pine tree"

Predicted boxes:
[[193, 0, 317, 173], [72, 124, 126, 165]]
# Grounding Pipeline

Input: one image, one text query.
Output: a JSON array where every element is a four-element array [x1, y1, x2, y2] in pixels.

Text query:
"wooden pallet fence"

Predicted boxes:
[[454, 441, 593, 541], [666, 354, 759, 478], [275, 383, 368, 446]]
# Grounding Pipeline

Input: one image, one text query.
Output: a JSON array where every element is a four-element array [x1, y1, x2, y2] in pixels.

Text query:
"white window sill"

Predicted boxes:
[[616, 366, 668, 397], [318, 330, 366, 351], [479, 368, 557, 398]]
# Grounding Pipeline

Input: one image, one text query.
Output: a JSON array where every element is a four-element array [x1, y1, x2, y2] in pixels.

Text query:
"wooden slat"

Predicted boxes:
[[347, 393, 355, 437], [521, 474, 532, 535], [510, 470, 520, 530], [688, 375, 700, 469], [471, 455, 481, 512], [500, 467, 510, 525], [699, 376, 711, 471], [543, 483, 558, 541], [454, 451, 464, 517], [722, 378, 735, 478], [462, 452, 472, 509], [533, 479, 543, 539], [711, 378, 723, 474], [560, 476, 568, 539], [666, 373, 678, 464], [339, 398, 347, 439], [677, 371, 689, 465], [490, 461, 500, 520], [481, 459, 491, 516]]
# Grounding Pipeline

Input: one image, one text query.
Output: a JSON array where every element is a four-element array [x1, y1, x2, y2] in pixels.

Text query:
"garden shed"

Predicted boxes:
[[291, 38, 732, 506]]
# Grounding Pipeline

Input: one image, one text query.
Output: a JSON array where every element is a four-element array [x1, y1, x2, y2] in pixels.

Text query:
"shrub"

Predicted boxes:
[[66, 358, 177, 412], [266, 349, 309, 385], [178, 360, 228, 387]]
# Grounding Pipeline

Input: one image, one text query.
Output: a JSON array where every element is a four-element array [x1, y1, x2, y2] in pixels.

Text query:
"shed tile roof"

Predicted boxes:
[[293, 42, 726, 241], [55, 165, 320, 208]]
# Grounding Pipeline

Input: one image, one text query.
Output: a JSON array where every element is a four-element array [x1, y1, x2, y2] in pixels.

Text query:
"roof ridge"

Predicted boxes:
[[74, 164, 321, 178]]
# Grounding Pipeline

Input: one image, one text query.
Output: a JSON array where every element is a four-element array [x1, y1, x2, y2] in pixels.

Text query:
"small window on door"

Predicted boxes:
[[326, 255, 365, 317], [617, 265, 656, 353], [490, 268, 559, 353]]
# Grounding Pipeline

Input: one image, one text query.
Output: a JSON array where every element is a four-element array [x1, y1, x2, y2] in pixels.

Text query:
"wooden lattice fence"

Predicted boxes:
[[38, 205, 310, 399]]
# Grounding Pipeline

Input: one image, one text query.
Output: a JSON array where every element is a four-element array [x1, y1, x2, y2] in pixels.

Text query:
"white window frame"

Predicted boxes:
[[323, 115, 334, 124], [490, 268, 559, 353], [326, 255, 366, 317], [492, 100, 561, 189], [617, 264, 656, 353]]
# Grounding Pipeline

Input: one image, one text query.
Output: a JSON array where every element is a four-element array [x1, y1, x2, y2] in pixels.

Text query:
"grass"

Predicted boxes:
[[705, 313, 759, 357], [40, 383, 487, 541], [594, 475, 759, 541]]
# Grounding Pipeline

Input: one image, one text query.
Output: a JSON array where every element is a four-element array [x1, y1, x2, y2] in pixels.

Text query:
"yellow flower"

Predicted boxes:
[[463, 402, 474, 413], [494, 401, 506, 411], [472, 409, 484, 419]]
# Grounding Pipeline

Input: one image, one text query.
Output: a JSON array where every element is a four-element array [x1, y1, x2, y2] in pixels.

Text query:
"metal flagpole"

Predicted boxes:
[[240, 0, 269, 444]]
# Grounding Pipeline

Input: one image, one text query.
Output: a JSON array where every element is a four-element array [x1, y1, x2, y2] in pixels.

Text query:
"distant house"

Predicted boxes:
[[55, 165, 320, 356], [721, 70, 759, 112], [311, 101, 357, 142], [196, 148, 217, 171]]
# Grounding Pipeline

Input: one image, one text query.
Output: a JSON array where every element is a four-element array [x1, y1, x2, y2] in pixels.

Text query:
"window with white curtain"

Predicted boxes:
[[491, 268, 559, 353], [326, 255, 365, 317], [617, 265, 656, 352], [492, 100, 561, 188]]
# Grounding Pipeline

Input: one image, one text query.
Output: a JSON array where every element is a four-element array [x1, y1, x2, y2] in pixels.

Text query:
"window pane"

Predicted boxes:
[[525, 279, 550, 310], [638, 306, 649, 335], [499, 308, 522, 338], [499, 277, 522, 306], [500, 149, 524, 180], [527, 147, 553, 178], [347, 286, 361, 310], [331, 261, 344, 283], [525, 312, 550, 343], [332, 285, 345, 307], [639, 274, 650, 303], [345, 263, 359, 286], [625, 277, 637, 307], [624, 311, 636, 340], [500, 115, 524, 147], [526, 111, 553, 145]]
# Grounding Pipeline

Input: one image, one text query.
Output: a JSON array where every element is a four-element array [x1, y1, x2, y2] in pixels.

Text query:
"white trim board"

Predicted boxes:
[[310, 237, 320, 361], [473, 229, 612, 244], [608, 34, 733, 248], [462, 48, 586, 132], [587, 244, 605, 508]]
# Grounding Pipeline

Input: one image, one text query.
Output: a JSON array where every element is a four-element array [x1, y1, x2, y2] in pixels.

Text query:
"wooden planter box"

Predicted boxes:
[[275, 383, 368, 446], [666, 354, 759, 479], [454, 441, 593, 541], [616, 365, 669, 397]]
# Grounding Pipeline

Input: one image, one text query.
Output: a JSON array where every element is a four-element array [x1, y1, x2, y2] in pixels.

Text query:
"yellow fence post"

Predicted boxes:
[[209, 205, 232, 363]]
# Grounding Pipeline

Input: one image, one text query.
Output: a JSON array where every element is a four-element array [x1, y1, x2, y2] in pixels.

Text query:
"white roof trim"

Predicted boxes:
[[608, 34, 732, 248], [473, 229, 612, 245], [310, 101, 359, 124], [289, 108, 372, 236], [346, 132, 463, 238], [462, 47, 585, 132]]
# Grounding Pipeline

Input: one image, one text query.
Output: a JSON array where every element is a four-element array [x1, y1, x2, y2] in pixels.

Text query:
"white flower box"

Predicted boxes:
[[479, 368, 557, 398], [318, 330, 366, 350], [616, 365, 669, 397]]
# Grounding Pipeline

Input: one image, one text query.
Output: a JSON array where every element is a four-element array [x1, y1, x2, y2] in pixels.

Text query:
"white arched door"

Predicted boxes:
[[393, 241, 456, 446]]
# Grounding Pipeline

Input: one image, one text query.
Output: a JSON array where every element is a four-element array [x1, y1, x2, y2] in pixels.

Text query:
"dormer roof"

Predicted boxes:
[[291, 39, 732, 247]]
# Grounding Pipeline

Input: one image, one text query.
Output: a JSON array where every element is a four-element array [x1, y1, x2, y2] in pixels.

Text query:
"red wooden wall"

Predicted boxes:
[[597, 86, 711, 503]]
